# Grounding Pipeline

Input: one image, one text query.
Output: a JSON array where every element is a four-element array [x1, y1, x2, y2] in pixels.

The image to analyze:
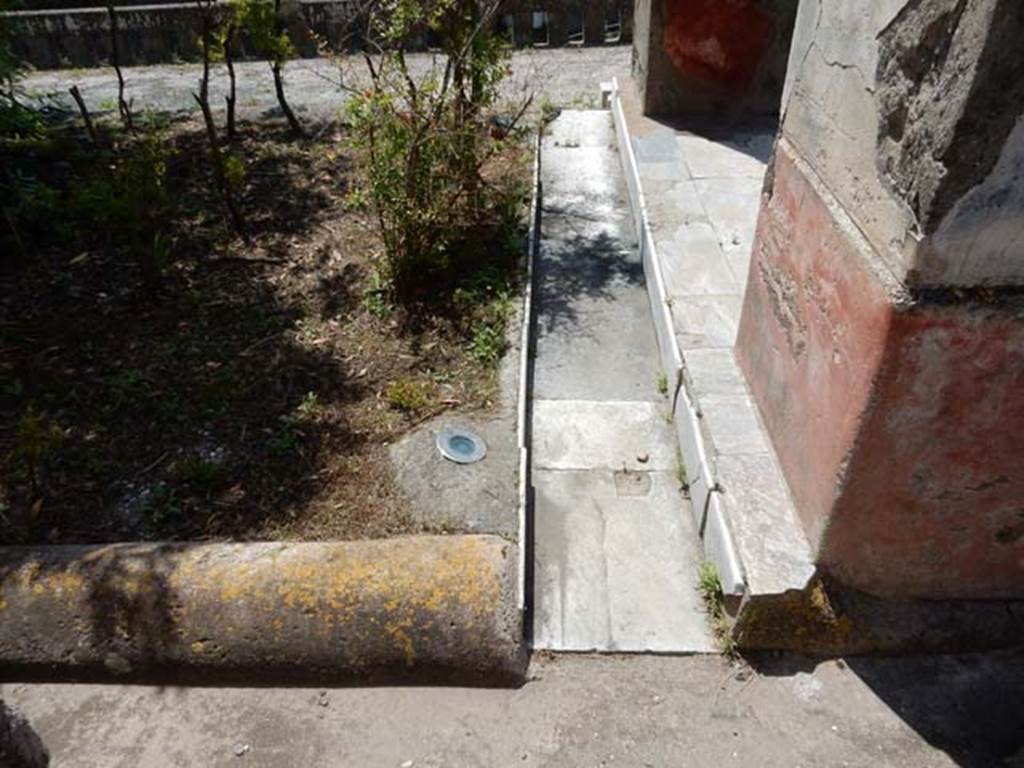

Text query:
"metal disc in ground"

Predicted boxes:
[[436, 427, 487, 464]]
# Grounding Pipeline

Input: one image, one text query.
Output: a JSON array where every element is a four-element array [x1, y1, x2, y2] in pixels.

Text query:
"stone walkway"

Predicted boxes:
[[612, 79, 815, 605], [530, 110, 712, 653]]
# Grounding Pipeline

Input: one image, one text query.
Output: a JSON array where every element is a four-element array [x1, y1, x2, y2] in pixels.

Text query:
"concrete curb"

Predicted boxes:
[[0, 536, 527, 685]]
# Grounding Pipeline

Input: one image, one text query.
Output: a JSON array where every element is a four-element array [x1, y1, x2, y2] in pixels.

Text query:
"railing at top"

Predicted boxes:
[[5, 0, 633, 70]]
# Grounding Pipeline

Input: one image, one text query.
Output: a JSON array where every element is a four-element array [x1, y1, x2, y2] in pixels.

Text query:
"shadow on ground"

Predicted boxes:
[[751, 648, 1024, 767], [0, 118, 387, 545]]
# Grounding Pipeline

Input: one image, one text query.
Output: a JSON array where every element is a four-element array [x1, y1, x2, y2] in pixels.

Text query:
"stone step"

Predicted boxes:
[[611, 77, 816, 607]]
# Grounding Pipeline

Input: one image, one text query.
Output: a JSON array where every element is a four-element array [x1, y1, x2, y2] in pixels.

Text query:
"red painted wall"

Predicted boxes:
[[661, 0, 774, 88], [737, 141, 1024, 598]]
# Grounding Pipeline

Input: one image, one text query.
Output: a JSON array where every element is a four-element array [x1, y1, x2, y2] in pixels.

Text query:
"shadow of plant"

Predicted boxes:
[[0, 119, 412, 545]]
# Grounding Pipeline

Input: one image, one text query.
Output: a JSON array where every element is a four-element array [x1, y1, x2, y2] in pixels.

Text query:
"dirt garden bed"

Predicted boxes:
[[0, 115, 531, 546]]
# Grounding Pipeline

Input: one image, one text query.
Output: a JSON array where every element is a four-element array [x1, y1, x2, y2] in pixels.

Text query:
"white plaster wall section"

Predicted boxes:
[[781, 0, 920, 283]]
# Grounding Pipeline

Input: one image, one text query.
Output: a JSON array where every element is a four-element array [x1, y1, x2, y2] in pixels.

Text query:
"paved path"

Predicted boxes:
[[614, 80, 815, 603], [22, 47, 630, 121], [529, 110, 712, 652], [5, 650, 1024, 766]]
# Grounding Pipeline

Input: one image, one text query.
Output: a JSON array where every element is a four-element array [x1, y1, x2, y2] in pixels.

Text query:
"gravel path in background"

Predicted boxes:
[[22, 46, 630, 122]]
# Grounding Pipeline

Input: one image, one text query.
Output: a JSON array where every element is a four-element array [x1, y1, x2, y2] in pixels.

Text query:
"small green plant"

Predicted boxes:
[[675, 453, 688, 488], [223, 152, 246, 191], [171, 454, 226, 489], [656, 371, 669, 396], [469, 321, 506, 366], [363, 268, 393, 318], [295, 390, 320, 419], [7, 407, 63, 495], [343, 186, 368, 211], [268, 427, 300, 456], [698, 561, 736, 656], [385, 377, 432, 413], [72, 131, 175, 284], [539, 94, 558, 123]]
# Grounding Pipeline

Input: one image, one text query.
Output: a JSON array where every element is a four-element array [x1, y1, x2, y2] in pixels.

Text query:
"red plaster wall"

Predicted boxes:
[[823, 307, 1024, 598], [737, 141, 1024, 598], [661, 0, 774, 88], [736, 143, 892, 548]]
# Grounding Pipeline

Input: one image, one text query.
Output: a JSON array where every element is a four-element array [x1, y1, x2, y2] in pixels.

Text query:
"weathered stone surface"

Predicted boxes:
[[716, 453, 814, 597], [782, 0, 1024, 287], [532, 400, 676, 472], [0, 537, 525, 684], [532, 469, 713, 652]]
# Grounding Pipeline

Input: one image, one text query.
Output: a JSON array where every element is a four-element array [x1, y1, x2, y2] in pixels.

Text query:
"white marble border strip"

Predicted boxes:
[[516, 126, 542, 614], [610, 78, 745, 596]]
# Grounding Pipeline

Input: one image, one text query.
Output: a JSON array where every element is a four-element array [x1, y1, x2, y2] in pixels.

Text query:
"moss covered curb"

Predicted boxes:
[[0, 535, 526, 685]]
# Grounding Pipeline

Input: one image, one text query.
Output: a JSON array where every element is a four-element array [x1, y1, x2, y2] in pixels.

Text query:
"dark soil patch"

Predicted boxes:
[[0, 116, 527, 544]]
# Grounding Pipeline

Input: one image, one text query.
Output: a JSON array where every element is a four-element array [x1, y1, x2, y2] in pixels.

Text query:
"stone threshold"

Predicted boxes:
[[610, 77, 815, 609]]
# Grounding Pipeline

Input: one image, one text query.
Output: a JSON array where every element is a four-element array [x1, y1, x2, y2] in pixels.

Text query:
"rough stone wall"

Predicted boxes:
[[633, 0, 797, 117], [7, 1, 341, 69], [780, 0, 1024, 287]]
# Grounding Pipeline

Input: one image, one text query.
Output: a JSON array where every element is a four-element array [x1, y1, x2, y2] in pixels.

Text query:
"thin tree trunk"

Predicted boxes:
[[107, 5, 133, 131], [193, 0, 246, 238], [272, 60, 302, 136], [68, 85, 97, 143], [272, 0, 303, 136], [224, 22, 238, 141], [194, 93, 247, 238]]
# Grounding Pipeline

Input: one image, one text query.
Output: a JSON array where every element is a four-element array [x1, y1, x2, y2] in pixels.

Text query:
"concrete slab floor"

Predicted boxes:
[[530, 111, 711, 653], [4, 650, 1023, 767]]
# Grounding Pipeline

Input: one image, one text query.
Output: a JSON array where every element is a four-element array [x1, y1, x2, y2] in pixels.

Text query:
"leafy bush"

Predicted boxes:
[[72, 132, 175, 282], [346, 0, 525, 302]]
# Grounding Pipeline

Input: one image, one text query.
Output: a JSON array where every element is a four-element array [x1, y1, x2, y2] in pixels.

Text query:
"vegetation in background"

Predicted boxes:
[[235, 0, 303, 135], [195, 0, 247, 235], [346, 0, 530, 305]]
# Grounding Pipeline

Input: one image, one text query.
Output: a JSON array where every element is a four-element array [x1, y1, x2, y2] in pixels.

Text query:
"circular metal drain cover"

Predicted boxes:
[[436, 427, 487, 464]]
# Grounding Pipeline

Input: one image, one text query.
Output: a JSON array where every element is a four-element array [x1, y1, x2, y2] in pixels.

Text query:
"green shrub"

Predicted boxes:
[[385, 377, 432, 412], [346, 0, 522, 302]]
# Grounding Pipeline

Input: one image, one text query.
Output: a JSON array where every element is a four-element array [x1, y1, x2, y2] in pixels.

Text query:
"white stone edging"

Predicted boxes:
[[516, 126, 543, 614], [609, 77, 746, 597]]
